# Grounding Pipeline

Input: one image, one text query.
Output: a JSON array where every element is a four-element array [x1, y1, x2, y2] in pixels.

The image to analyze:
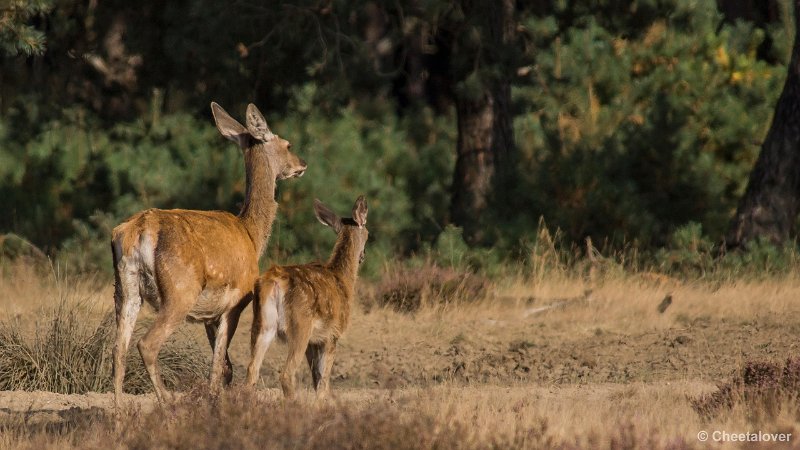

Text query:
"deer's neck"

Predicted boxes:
[[327, 230, 361, 296], [239, 148, 277, 258]]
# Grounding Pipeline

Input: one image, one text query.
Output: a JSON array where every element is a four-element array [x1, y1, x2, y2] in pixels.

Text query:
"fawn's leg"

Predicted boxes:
[[280, 318, 313, 400], [314, 338, 338, 400], [305, 343, 324, 390], [246, 282, 280, 385]]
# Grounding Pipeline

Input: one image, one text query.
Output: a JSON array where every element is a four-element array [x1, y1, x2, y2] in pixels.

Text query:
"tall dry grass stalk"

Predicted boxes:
[[0, 260, 208, 394], [0, 258, 109, 321], [0, 305, 113, 393]]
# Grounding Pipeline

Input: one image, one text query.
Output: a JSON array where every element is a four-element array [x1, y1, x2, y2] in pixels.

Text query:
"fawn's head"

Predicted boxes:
[[314, 196, 369, 265], [211, 102, 307, 179]]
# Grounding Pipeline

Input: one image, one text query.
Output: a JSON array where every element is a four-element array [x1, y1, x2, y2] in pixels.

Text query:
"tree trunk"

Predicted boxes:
[[727, 0, 800, 249], [449, 0, 516, 244]]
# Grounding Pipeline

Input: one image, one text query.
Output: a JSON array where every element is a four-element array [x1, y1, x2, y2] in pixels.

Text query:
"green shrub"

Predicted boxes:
[[654, 223, 800, 279], [718, 238, 800, 277], [655, 222, 716, 277], [0, 109, 241, 271], [264, 95, 416, 272]]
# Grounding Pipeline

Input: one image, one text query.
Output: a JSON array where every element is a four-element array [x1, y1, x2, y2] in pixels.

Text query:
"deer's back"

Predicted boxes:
[[113, 208, 259, 316], [260, 264, 352, 339]]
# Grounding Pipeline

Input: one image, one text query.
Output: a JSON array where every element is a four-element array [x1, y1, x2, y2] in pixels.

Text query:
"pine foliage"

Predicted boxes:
[[0, 0, 51, 56]]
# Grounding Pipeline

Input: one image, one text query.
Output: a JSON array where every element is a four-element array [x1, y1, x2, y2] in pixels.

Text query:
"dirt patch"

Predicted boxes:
[[0, 391, 146, 427], [232, 308, 797, 391]]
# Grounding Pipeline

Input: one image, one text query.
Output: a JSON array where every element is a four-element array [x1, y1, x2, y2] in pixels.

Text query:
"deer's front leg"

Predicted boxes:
[[209, 314, 231, 389], [315, 338, 338, 400], [204, 319, 233, 386]]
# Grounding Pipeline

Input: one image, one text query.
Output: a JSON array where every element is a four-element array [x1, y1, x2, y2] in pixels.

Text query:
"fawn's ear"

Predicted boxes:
[[352, 195, 368, 228], [245, 103, 274, 142], [211, 102, 249, 149], [314, 199, 342, 233]]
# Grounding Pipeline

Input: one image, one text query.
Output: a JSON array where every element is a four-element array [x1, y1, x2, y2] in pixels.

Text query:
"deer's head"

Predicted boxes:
[[211, 102, 307, 180], [314, 196, 369, 265]]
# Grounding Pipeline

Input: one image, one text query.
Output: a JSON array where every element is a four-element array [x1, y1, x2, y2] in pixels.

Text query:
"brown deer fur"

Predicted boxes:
[[246, 196, 369, 400], [110, 102, 306, 404]]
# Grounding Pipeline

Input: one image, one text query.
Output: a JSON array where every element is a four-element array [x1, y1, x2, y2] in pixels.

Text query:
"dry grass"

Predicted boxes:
[[693, 358, 800, 423], [0, 304, 114, 393], [0, 261, 208, 394], [0, 261, 110, 322], [491, 272, 800, 330], [1, 259, 800, 448], [370, 263, 492, 312], [3, 383, 797, 449], [0, 386, 703, 449]]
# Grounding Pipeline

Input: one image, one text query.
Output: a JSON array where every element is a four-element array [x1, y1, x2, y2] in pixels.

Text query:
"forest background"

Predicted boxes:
[[1, 0, 797, 279]]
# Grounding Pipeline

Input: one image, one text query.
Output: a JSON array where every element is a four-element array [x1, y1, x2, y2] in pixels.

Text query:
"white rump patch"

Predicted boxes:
[[138, 232, 156, 274]]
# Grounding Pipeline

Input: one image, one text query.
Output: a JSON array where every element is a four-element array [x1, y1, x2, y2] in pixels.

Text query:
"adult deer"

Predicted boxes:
[[246, 196, 368, 400], [110, 102, 306, 403]]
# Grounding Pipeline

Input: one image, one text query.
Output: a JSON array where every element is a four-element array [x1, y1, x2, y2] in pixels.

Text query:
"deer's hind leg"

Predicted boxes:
[[138, 271, 200, 402], [111, 241, 142, 407]]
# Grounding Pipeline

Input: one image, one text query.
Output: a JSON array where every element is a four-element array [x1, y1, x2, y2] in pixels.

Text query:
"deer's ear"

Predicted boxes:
[[352, 195, 368, 228], [211, 102, 249, 149], [245, 104, 274, 142], [314, 199, 342, 234]]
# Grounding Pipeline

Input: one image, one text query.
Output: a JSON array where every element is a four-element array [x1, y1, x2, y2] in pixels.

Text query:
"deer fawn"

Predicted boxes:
[[110, 102, 306, 404], [246, 196, 369, 400]]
